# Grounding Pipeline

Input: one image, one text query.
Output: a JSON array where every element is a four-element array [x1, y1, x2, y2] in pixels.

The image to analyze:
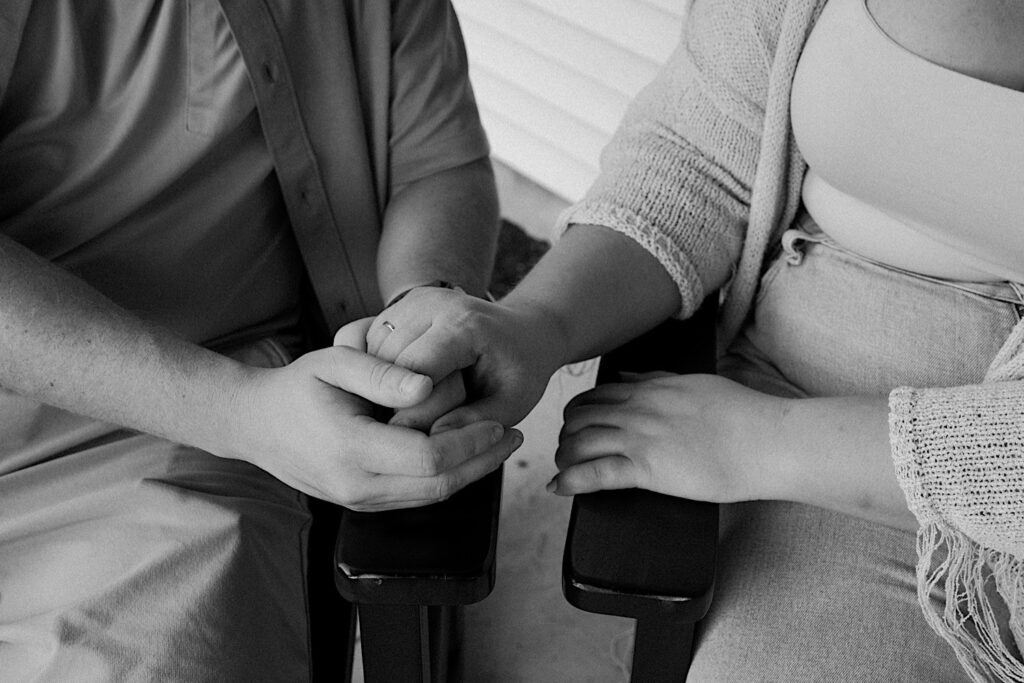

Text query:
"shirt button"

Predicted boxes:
[[261, 61, 277, 84]]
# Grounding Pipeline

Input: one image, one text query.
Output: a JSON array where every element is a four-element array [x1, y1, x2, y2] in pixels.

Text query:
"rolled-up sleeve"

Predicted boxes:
[[890, 381, 1024, 557], [555, 0, 783, 318]]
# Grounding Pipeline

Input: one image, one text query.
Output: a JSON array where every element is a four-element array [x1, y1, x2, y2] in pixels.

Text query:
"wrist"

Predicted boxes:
[[200, 359, 268, 462], [731, 393, 799, 502], [386, 280, 492, 308], [500, 294, 576, 372]]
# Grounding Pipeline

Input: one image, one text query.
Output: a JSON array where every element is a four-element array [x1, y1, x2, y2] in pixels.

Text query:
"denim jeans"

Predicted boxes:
[[688, 217, 1021, 682], [0, 338, 311, 682]]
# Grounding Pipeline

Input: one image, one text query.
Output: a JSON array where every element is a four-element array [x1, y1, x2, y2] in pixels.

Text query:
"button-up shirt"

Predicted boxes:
[[0, 0, 490, 339]]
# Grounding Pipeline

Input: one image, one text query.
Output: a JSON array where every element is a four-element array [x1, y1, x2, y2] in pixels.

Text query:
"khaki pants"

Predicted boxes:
[[0, 339, 312, 682]]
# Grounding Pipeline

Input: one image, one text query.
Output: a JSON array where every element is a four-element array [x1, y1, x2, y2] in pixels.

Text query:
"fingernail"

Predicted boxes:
[[400, 374, 429, 395], [490, 424, 505, 444], [545, 478, 557, 493]]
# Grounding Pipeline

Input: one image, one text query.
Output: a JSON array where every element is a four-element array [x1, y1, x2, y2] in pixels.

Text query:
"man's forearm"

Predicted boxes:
[[0, 234, 251, 455], [377, 157, 500, 303]]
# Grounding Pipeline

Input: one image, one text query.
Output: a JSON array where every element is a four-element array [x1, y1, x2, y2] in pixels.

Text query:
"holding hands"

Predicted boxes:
[[343, 284, 787, 507], [229, 317, 522, 511], [339, 285, 569, 434]]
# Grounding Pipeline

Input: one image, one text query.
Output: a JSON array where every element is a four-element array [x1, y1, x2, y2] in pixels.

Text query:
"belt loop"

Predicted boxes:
[[780, 228, 811, 266]]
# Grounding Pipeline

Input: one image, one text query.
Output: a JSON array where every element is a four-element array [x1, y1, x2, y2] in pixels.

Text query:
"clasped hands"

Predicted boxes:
[[334, 287, 787, 507]]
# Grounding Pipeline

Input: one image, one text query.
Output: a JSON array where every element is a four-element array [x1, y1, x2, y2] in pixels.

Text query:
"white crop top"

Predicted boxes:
[[791, 0, 1024, 282]]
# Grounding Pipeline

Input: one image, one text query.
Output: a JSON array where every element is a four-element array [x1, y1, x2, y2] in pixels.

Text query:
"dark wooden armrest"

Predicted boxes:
[[563, 489, 717, 621], [335, 465, 503, 606], [333, 467, 502, 682], [562, 297, 719, 680]]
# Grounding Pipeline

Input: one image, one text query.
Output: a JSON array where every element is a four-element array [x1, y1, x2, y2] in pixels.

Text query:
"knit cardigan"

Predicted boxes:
[[556, 0, 1024, 679]]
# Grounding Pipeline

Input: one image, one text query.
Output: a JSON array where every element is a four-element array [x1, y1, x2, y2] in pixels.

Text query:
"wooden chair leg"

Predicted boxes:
[[308, 497, 356, 682], [631, 619, 695, 682], [335, 467, 502, 683], [562, 300, 719, 682], [357, 604, 460, 683]]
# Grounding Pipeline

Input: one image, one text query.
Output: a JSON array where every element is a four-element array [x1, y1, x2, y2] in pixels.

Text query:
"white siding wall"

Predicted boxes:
[[452, 0, 688, 203]]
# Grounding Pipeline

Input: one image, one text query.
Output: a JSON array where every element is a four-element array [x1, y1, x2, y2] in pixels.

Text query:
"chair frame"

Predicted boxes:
[[333, 466, 504, 682], [562, 298, 720, 681]]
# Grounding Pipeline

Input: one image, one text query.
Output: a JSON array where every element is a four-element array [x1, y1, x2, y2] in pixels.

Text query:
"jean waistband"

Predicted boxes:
[[781, 218, 1024, 309]]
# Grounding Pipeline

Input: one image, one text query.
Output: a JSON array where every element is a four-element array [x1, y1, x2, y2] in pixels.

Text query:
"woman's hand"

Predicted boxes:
[[347, 287, 570, 431], [552, 372, 788, 501]]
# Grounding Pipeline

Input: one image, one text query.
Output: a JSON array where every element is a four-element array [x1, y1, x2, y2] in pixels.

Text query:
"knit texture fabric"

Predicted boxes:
[[891, 317, 1024, 681], [556, 0, 1024, 678], [556, 0, 820, 345]]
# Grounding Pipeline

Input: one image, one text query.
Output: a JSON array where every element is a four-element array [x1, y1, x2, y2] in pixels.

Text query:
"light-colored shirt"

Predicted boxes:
[[792, 0, 1024, 282]]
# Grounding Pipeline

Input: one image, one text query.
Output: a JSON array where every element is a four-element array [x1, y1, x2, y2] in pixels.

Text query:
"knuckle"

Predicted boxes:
[[443, 302, 487, 338], [335, 485, 369, 510], [365, 330, 386, 356], [554, 449, 571, 471], [369, 358, 400, 390], [554, 437, 580, 469], [587, 460, 607, 482], [632, 455, 653, 486], [393, 348, 429, 377], [434, 474, 459, 502], [418, 440, 445, 476]]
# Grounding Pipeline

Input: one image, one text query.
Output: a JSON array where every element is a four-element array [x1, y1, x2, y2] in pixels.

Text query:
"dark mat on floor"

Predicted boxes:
[[489, 219, 550, 300]]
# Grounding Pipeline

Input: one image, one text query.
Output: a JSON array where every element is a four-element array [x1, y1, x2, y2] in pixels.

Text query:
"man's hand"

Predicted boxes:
[[231, 319, 522, 511], [338, 287, 568, 433]]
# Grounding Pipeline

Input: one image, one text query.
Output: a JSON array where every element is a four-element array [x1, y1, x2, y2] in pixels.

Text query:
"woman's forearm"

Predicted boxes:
[[765, 395, 916, 530], [511, 227, 914, 528], [501, 224, 682, 367]]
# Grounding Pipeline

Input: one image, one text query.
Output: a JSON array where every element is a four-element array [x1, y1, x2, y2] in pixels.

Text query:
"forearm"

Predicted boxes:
[[501, 224, 681, 367], [0, 234, 252, 456], [377, 157, 499, 302], [765, 395, 916, 530]]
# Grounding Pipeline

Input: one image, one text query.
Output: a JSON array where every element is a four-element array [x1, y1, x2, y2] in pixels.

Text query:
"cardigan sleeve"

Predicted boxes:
[[889, 317, 1024, 557], [888, 321, 1024, 682], [554, 0, 789, 318], [890, 382, 1024, 556]]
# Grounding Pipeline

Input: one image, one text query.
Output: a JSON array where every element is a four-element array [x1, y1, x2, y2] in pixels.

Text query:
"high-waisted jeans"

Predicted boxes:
[[688, 217, 1022, 682]]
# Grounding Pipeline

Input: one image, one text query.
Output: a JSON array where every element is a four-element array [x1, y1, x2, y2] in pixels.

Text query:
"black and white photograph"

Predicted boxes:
[[0, 0, 1021, 681]]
